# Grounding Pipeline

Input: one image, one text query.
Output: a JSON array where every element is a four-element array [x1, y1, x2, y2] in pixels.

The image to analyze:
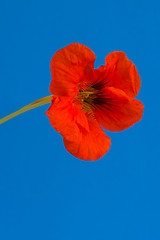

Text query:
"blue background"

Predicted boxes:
[[0, 0, 159, 239]]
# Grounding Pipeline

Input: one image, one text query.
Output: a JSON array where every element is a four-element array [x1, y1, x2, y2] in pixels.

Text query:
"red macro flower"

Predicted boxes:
[[46, 43, 144, 161]]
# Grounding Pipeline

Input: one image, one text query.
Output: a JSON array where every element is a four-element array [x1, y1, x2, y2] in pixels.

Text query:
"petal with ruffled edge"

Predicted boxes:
[[104, 51, 141, 98], [46, 96, 111, 161], [93, 87, 144, 132], [63, 117, 111, 161], [50, 43, 96, 97]]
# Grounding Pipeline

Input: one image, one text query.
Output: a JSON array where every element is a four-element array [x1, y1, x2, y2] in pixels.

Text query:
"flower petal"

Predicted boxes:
[[46, 96, 111, 161], [105, 51, 141, 98], [93, 87, 144, 132], [63, 118, 111, 161], [50, 43, 96, 96], [46, 96, 90, 139]]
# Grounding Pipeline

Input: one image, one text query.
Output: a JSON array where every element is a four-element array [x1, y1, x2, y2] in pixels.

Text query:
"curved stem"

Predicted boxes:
[[0, 95, 52, 125]]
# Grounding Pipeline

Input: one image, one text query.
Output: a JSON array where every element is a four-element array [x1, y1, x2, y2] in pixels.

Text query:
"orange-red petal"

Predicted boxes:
[[63, 117, 111, 161], [46, 96, 111, 161], [93, 87, 144, 132], [50, 43, 96, 97], [105, 51, 141, 98]]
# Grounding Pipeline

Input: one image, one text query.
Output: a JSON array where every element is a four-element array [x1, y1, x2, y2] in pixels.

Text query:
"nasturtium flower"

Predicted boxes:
[[46, 43, 144, 161], [0, 43, 144, 161]]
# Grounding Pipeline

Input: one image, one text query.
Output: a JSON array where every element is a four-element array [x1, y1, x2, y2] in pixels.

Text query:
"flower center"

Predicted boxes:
[[77, 86, 98, 115], [79, 88, 97, 102]]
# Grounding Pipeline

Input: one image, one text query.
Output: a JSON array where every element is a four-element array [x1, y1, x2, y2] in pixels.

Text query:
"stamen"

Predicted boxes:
[[0, 95, 52, 125], [77, 86, 98, 117]]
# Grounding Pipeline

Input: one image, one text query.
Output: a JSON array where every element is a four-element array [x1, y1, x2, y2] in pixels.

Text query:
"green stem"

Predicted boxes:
[[0, 95, 52, 125]]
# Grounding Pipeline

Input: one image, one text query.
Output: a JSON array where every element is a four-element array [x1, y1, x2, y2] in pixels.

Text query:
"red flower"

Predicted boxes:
[[46, 43, 144, 161]]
